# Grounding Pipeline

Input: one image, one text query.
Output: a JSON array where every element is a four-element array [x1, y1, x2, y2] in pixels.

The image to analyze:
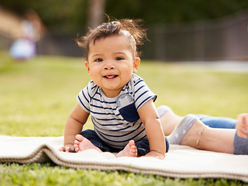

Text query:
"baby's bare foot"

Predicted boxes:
[[115, 140, 137, 158], [74, 134, 102, 153]]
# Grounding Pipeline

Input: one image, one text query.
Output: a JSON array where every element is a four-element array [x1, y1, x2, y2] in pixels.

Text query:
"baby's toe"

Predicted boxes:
[[75, 134, 84, 142]]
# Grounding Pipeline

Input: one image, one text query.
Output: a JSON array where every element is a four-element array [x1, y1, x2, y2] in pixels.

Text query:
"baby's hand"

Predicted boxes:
[[236, 113, 248, 138], [143, 151, 165, 160], [59, 144, 74, 152]]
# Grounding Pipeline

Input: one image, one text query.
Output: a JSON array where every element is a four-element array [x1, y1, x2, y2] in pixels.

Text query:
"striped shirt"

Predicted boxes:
[[77, 74, 157, 149]]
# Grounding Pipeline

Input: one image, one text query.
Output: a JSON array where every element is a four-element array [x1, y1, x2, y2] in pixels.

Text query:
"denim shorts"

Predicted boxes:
[[196, 115, 236, 129], [80, 129, 169, 156]]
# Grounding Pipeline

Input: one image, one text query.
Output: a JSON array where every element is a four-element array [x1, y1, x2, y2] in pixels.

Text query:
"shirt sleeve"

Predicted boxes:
[[133, 75, 157, 111], [77, 81, 95, 113]]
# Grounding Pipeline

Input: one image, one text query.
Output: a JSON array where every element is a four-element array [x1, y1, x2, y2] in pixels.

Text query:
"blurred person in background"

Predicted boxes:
[[9, 10, 45, 60]]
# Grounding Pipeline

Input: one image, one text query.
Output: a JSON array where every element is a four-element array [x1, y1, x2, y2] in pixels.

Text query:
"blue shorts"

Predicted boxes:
[[196, 115, 236, 129], [79, 129, 169, 156]]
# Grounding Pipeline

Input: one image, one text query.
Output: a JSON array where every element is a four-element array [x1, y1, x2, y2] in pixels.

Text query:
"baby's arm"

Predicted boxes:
[[138, 99, 166, 159], [236, 113, 248, 138], [59, 104, 89, 152]]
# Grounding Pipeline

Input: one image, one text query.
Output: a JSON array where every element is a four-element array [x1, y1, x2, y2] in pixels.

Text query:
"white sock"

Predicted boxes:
[[168, 114, 198, 144], [157, 105, 172, 118]]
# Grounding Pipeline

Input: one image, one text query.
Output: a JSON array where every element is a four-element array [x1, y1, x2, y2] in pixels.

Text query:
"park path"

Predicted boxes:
[[177, 61, 248, 73]]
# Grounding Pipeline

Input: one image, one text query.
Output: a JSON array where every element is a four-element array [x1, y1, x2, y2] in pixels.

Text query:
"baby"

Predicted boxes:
[[59, 18, 169, 159]]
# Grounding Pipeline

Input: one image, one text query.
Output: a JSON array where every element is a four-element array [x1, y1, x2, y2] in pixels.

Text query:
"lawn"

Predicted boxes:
[[0, 52, 248, 185]]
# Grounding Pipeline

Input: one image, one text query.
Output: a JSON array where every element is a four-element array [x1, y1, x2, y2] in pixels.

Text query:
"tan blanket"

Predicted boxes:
[[0, 135, 248, 182]]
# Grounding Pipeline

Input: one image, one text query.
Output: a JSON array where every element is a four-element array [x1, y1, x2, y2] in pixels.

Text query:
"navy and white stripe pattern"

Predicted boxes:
[[77, 74, 157, 149]]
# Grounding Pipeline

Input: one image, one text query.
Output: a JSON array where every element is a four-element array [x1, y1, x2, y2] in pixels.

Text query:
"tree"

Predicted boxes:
[[87, 0, 106, 28]]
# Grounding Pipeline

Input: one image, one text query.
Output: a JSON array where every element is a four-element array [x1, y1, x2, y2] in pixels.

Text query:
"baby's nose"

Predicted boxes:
[[104, 60, 115, 70]]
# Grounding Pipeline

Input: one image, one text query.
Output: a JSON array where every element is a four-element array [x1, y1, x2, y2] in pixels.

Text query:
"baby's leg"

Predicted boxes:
[[74, 134, 102, 153], [115, 140, 137, 158], [157, 105, 183, 136]]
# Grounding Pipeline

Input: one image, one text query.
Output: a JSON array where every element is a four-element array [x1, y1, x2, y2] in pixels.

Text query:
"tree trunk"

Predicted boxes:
[[87, 0, 106, 28]]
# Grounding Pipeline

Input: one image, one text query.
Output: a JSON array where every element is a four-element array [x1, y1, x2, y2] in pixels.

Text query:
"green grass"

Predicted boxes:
[[0, 52, 248, 185]]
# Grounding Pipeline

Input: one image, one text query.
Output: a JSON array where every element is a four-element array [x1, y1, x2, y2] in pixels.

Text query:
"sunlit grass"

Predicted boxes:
[[0, 52, 248, 185]]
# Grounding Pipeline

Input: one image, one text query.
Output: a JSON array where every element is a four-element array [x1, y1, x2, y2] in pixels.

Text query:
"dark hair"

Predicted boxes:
[[76, 17, 147, 60]]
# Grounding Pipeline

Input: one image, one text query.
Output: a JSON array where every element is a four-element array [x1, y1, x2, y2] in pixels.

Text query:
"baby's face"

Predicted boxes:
[[85, 35, 140, 98]]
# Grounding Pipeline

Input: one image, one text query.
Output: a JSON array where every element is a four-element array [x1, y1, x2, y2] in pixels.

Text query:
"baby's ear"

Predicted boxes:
[[133, 57, 140, 73], [85, 61, 90, 74]]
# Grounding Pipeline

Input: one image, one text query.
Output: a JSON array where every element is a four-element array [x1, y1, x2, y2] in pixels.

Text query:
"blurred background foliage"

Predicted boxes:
[[1, 0, 248, 61], [1, 0, 248, 28]]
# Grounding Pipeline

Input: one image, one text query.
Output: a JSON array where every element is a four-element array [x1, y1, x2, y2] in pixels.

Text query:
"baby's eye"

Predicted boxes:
[[95, 58, 103, 62], [115, 57, 124, 61]]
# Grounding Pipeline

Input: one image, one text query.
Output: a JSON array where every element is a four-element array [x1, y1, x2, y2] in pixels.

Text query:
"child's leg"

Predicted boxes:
[[135, 136, 169, 156], [168, 114, 198, 145], [180, 121, 235, 154], [157, 105, 183, 136], [168, 114, 236, 154], [75, 136, 137, 157], [74, 129, 112, 153], [74, 129, 138, 157], [158, 105, 237, 136]]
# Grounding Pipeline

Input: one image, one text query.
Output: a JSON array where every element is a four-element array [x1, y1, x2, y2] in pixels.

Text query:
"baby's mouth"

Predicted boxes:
[[104, 75, 118, 79]]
